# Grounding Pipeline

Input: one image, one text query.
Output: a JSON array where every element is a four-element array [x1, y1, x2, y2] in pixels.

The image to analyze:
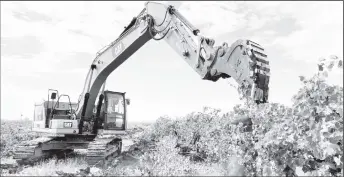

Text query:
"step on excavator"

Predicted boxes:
[[13, 2, 270, 167]]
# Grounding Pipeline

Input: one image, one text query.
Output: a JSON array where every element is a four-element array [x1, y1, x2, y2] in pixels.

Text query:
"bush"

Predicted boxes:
[[1, 120, 40, 158], [138, 56, 343, 176]]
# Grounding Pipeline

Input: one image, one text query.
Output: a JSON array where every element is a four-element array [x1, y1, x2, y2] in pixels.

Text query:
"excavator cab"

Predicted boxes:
[[102, 91, 128, 131]]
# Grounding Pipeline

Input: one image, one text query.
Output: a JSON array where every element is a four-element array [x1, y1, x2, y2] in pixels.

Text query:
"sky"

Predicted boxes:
[[1, 1, 343, 122]]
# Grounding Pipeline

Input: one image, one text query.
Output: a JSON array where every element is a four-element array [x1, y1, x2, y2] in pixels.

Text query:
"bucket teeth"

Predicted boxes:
[[241, 40, 270, 103]]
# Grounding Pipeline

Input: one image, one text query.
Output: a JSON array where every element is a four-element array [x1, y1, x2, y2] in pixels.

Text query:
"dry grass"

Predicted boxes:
[[3, 157, 88, 176]]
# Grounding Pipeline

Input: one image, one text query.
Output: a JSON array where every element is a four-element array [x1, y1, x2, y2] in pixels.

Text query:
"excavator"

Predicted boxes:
[[13, 2, 270, 167]]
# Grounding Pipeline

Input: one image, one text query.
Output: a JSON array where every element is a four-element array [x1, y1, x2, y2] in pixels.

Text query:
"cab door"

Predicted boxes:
[[103, 91, 127, 130]]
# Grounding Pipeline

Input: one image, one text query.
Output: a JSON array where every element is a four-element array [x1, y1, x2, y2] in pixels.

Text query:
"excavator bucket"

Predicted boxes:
[[208, 39, 270, 103]]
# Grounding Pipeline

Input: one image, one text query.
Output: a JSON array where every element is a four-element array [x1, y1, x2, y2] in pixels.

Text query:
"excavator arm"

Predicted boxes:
[[145, 2, 270, 99], [75, 2, 270, 133]]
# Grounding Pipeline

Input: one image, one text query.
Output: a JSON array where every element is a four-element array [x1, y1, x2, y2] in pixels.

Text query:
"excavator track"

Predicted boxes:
[[86, 135, 122, 167], [12, 137, 73, 166]]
